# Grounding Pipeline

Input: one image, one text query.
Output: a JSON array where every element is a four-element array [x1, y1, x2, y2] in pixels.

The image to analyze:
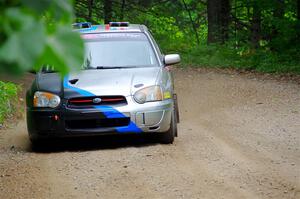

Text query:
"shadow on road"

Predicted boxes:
[[29, 134, 162, 153]]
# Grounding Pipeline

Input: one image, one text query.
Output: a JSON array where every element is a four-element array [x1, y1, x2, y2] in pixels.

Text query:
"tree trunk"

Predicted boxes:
[[297, 0, 300, 41], [274, 0, 284, 19], [270, 0, 284, 43], [250, 1, 261, 49], [120, 0, 126, 20], [207, 0, 230, 44], [88, 0, 94, 22], [104, 0, 113, 24], [182, 0, 200, 45], [221, 0, 230, 42], [298, 0, 300, 21]]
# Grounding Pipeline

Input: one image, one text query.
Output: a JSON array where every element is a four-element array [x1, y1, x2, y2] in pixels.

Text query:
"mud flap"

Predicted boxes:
[[173, 93, 180, 124]]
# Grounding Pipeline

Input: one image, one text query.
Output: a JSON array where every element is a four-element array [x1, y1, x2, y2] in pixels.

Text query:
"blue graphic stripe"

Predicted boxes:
[[64, 76, 95, 96], [94, 106, 125, 118], [63, 76, 142, 133], [78, 26, 98, 33]]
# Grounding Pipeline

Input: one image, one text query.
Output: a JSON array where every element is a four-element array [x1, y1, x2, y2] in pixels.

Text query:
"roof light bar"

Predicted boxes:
[[109, 22, 129, 27], [72, 22, 92, 29]]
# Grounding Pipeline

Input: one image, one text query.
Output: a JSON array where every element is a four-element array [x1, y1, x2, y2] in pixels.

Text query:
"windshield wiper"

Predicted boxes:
[[96, 66, 124, 69], [95, 66, 141, 69]]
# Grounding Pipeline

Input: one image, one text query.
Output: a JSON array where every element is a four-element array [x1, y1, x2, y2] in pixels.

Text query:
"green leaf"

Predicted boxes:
[[21, 0, 53, 14], [51, 0, 74, 22], [21, 0, 73, 20], [36, 25, 84, 75], [0, 8, 46, 72]]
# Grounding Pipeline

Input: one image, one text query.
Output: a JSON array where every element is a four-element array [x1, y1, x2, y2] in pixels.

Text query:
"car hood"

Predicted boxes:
[[64, 67, 161, 98]]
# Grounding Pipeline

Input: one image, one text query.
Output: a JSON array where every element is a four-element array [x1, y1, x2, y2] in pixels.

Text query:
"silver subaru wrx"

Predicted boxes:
[[26, 22, 180, 144]]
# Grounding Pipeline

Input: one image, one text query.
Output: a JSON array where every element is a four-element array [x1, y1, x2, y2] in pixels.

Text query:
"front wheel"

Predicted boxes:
[[29, 136, 49, 151], [30, 137, 42, 150], [160, 111, 177, 144]]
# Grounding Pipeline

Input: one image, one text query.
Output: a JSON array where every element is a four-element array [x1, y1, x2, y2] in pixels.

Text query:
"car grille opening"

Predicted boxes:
[[67, 96, 127, 108], [65, 118, 130, 129]]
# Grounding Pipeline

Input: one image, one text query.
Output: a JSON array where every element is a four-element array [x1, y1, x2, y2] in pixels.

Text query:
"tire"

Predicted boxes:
[[160, 111, 177, 144], [30, 137, 48, 151], [174, 111, 178, 137], [30, 137, 41, 150], [30, 139, 41, 151]]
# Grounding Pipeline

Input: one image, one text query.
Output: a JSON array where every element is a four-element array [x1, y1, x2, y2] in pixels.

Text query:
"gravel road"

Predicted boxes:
[[0, 68, 299, 199]]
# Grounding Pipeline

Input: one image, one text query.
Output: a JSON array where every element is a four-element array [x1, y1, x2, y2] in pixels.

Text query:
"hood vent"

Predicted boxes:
[[69, 79, 79, 85]]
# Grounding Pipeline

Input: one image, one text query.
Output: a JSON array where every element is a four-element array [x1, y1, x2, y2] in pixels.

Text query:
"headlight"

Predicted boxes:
[[33, 91, 61, 108], [134, 86, 163, 104]]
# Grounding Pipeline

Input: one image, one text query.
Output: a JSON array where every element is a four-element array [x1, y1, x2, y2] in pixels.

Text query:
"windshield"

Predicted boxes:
[[83, 33, 158, 69]]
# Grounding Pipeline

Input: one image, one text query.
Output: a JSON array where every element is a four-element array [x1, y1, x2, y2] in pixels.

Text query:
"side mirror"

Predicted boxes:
[[164, 54, 181, 65]]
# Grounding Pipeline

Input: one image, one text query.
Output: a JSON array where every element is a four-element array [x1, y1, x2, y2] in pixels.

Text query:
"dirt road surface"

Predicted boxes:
[[0, 68, 299, 199]]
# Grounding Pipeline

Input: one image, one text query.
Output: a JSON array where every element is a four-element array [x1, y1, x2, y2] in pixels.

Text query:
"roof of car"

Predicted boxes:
[[73, 22, 148, 34]]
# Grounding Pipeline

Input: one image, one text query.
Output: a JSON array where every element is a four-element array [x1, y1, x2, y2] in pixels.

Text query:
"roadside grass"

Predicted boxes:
[[164, 44, 300, 74], [0, 81, 20, 127]]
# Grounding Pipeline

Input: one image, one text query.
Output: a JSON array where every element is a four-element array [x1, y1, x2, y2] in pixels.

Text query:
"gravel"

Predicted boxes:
[[0, 68, 299, 199]]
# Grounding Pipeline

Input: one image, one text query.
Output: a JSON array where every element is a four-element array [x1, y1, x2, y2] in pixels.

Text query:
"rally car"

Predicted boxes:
[[26, 22, 180, 145]]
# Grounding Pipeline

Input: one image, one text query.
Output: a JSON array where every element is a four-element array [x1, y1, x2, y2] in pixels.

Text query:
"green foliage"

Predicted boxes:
[[136, 15, 190, 52], [0, 0, 84, 75], [0, 81, 19, 124], [181, 45, 300, 74], [35, 25, 85, 74], [0, 8, 46, 74], [0, 0, 299, 75]]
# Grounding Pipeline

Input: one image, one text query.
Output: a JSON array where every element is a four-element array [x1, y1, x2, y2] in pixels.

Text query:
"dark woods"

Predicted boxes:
[[75, 0, 300, 73]]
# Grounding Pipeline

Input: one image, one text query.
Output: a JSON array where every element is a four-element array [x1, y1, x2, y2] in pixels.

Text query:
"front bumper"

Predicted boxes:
[[27, 97, 173, 139]]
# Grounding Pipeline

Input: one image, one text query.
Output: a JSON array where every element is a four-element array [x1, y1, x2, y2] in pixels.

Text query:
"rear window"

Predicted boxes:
[[82, 33, 158, 69]]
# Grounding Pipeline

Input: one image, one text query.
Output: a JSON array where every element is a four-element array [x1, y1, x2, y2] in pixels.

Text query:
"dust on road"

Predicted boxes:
[[0, 68, 299, 199]]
